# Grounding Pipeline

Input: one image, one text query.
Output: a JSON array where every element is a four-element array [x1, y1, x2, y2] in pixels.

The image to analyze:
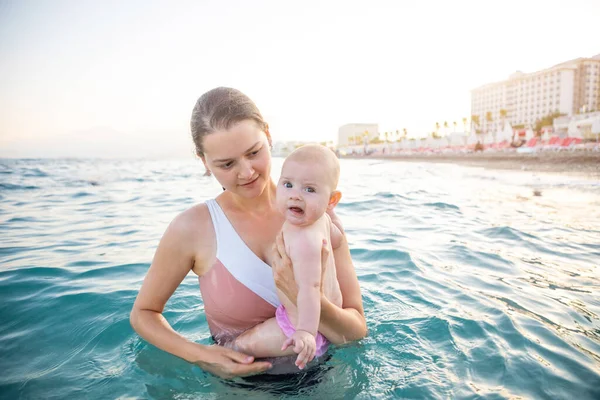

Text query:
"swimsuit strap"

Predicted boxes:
[[205, 199, 280, 307]]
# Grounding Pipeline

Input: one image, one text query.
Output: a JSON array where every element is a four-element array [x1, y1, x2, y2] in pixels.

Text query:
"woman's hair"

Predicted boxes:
[[190, 87, 269, 158]]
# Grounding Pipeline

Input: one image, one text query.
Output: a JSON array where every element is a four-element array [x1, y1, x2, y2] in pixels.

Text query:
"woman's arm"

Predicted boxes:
[[317, 233, 367, 344], [272, 214, 367, 345], [321, 208, 367, 343], [130, 207, 272, 378]]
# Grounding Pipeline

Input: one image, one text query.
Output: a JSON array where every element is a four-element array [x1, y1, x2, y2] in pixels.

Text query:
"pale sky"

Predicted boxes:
[[0, 0, 598, 158]]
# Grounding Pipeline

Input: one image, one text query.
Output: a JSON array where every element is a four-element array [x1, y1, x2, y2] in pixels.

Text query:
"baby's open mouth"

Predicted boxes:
[[289, 206, 304, 215]]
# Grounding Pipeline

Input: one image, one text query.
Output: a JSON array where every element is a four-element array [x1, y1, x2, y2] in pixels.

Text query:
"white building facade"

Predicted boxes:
[[337, 123, 379, 147], [471, 54, 600, 133]]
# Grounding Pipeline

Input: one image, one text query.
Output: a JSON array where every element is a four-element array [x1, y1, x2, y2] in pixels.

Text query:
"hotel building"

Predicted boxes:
[[471, 53, 600, 133]]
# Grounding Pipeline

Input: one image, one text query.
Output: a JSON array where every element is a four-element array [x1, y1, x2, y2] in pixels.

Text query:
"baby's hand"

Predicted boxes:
[[282, 330, 317, 369]]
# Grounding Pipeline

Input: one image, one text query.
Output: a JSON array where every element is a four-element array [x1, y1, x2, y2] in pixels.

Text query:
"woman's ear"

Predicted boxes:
[[201, 156, 210, 171], [327, 191, 342, 210]]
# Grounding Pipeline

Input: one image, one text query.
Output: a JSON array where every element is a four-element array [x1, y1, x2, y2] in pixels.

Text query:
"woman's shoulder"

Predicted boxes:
[[165, 202, 217, 275], [167, 202, 214, 243]]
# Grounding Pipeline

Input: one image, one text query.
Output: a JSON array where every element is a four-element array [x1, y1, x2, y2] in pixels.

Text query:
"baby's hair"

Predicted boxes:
[[285, 144, 340, 190]]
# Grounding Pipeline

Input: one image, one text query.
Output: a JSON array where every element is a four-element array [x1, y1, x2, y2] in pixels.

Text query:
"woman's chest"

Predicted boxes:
[[230, 213, 283, 263]]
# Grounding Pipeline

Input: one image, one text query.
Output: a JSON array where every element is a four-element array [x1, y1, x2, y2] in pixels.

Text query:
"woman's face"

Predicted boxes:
[[202, 120, 272, 198]]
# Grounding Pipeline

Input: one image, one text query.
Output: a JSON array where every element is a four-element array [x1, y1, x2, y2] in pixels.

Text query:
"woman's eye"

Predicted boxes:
[[249, 149, 260, 157], [221, 162, 234, 169], [284, 182, 292, 188], [305, 187, 315, 193]]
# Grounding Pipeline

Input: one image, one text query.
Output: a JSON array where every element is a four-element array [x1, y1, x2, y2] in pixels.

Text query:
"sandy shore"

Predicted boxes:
[[341, 151, 600, 177]]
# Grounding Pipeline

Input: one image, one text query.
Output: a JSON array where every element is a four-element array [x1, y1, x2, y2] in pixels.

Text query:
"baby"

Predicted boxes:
[[233, 144, 344, 369]]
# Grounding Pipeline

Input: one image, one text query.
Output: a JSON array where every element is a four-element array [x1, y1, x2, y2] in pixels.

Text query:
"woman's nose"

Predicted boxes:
[[238, 160, 254, 179]]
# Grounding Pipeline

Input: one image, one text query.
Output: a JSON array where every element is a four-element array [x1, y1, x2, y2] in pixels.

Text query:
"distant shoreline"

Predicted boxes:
[[340, 151, 600, 177]]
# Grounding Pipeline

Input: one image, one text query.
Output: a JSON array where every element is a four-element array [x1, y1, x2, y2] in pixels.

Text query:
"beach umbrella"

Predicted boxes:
[[483, 132, 494, 144], [568, 120, 583, 138], [525, 129, 535, 139], [425, 137, 436, 149], [592, 117, 600, 143], [493, 128, 503, 144], [592, 117, 600, 135], [500, 122, 513, 142], [450, 132, 465, 147], [541, 129, 551, 141]]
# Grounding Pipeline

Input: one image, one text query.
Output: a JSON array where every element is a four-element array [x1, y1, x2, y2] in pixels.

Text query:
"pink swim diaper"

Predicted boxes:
[[275, 305, 329, 357]]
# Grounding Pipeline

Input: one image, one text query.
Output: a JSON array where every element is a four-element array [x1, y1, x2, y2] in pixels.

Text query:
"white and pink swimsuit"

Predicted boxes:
[[199, 199, 280, 341]]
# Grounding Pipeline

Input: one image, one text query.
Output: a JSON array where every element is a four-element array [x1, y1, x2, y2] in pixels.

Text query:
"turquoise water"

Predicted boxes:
[[1, 157, 599, 399]]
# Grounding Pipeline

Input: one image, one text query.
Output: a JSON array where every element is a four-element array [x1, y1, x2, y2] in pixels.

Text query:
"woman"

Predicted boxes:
[[130, 87, 367, 379]]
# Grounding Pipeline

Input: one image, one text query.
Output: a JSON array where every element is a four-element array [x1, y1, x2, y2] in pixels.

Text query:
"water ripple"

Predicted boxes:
[[0, 158, 599, 399]]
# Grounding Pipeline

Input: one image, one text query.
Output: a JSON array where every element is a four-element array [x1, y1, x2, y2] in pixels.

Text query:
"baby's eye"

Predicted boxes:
[[304, 187, 315, 193], [283, 182, 293, 188]]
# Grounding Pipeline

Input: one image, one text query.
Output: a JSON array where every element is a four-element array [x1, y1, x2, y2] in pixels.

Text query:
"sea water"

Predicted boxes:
[[1, 157, 599, 399]]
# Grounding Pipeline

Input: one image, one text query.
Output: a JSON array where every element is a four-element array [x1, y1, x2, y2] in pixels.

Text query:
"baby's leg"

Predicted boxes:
[[233, 317, 296, 358]]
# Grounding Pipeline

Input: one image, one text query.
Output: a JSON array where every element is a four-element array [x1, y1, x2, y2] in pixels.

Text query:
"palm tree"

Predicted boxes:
[[399, 128, 408, 150], [442, 121, 448, 144], [384, 131, 390, 153], [398, 129, 407, 151], [485, 111, 493, 143], [499, 109, 508, 131], [471, 114, 481, 142], [435, 122, 440, 136], [485, 111, 493, 132], [441, 121, 448, 147], [462, 117, 468, 133], [453, 121, 457, 133]]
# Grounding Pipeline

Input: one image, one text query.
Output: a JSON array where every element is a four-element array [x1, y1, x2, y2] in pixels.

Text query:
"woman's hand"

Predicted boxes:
[[194, 344, 272, 379], [326, 207, 344, 236], [272, 232, 329, 305]]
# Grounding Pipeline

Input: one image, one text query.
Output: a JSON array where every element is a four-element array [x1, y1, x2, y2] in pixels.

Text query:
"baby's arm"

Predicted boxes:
[[287, 229, 323, 336], [232, 230, 323, 367], [282, 229, 323, 367]]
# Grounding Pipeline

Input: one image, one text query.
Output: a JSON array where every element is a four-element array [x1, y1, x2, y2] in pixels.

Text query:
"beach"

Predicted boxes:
[[341, 151, 600, 177]]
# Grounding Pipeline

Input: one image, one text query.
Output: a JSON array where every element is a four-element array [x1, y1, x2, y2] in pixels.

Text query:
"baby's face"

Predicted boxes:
[[276, 159, 333, 227]]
